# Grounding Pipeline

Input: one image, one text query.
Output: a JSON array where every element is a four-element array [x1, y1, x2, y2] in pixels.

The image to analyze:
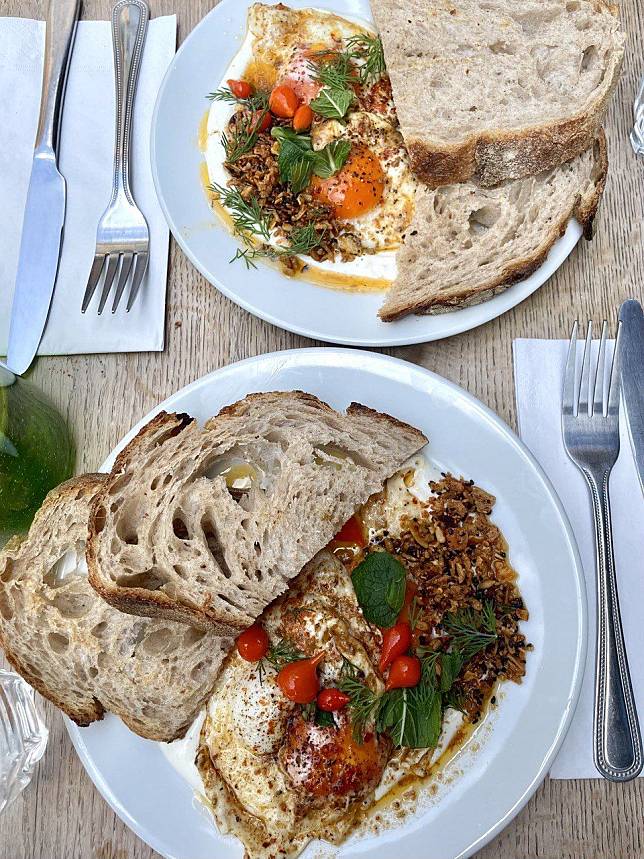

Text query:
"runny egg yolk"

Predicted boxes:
[[311, 145, 385, 219]]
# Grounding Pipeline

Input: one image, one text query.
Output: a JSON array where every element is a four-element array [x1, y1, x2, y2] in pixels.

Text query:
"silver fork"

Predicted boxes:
[[81, 0, 150, 314], [562, 320, 643, 781]]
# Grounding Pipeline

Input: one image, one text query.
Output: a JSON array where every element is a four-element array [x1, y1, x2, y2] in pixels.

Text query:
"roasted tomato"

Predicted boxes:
[[379, 621, 412, 673], [334, 514, 366, 547], [269, 84, 300, 118], [250, 109, 272, 133], [311, 145, 385, 219], [317, 688, 350, 712], [385, 654, 421, 691], [227, 78, 253, 99], [293, 103, 314, 132], [235, 623, 269, 662], [277, 653, 324, 703], [280, 714, 391, 799]]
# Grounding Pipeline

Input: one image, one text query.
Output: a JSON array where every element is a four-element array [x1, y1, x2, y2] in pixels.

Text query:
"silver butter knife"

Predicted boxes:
[[619, 299, 644, 496], [6, 0, 81, 376]]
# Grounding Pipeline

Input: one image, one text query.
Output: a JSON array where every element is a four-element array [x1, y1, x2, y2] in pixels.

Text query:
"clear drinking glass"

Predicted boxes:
[[0, 670, 48, 813]]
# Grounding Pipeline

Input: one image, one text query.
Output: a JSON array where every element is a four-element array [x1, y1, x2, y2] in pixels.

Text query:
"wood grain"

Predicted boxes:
[[1, 0, 643, 857]]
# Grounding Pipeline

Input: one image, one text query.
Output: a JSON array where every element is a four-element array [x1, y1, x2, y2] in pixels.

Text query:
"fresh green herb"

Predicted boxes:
[[256, 637, 303, 684], [442, 602, 498, 662], [407, 596, 421, 632], [443, 686, 467, 715], [209, 183, 324, 267], [314, 708, 336, 728], [377, 683, 443, 749], [346, 33, 386, 84], [220, 107, 270, 163], [308, 50, 357, 90], [265, 638, 304, 671], [338, 659, 381, 743], [312, 139, 352, 178], [310, 86, 354, 120], [438, 650, 464, 693], [351, 551, 406, 628], [207, 86, 269, 112], [271, 127, 351, 194], [208, 183, 271, 242]]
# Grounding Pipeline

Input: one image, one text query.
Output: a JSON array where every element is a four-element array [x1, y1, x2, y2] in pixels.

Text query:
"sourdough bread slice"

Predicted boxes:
[[0, 475, 228, 741], [372, 0, 623, 187], [87, 392, 427, 634], [379, 132, 607, 320]]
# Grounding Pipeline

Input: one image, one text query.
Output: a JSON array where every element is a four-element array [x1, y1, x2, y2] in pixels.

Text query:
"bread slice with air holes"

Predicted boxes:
[[379, 132, 607, 320], [0, 475, 228, 742], [371, 0, 623, 187], [87, 392, 427, 634]]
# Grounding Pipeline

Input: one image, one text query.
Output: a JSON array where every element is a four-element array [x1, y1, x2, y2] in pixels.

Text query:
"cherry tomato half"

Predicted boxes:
[[334, 515, 366, 547], [236, 623, 269, 662], [269, 84, 300, 118], [293, 103, 313, 132], [398, 580, 417, 626], [379, 621, 412, 673], [277, 653, 325, 704], [385, 655, 421, 691], [317, 687, 350, 712], [227, 78, 253, 99], [250, 109, 272, 133]]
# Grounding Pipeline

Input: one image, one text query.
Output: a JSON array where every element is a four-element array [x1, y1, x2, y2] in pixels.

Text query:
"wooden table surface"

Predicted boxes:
[[2, 0, 644, 857]]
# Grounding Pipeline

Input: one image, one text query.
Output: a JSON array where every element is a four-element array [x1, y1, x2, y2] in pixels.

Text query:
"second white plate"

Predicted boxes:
[[150, 0, 584, 347], [66, 348, 586, 859]]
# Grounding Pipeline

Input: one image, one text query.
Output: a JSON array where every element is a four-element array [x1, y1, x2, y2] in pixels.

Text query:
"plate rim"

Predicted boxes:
[[149, 0, 584, 348], [66, 346, 588, 859]]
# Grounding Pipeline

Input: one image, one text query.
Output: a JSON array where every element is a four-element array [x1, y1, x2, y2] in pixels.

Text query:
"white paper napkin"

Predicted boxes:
[[513, 338, 644, 779], [0, 15, 176, 357]]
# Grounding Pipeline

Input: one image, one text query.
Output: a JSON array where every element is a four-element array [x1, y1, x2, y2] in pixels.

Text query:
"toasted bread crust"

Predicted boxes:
[[88, 393, 426, 631], [0, 474, 107, 728], [376, 0, 623, 188], [408, 93, 616, 189], [379, 132, 607, 321]]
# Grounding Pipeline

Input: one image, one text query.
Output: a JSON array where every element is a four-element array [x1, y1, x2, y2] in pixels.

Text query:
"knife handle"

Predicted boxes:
[[110, 0, 149, 203], [35, 0, 81, 156]]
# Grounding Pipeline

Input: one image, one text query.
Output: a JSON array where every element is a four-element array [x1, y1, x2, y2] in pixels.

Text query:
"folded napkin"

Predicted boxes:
[[0, 15, 176, 357], [514, 339, 644, 779]]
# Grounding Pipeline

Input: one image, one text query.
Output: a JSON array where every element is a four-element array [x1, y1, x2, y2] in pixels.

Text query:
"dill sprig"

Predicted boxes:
[[265, 638, 304, 671], [346, 33, 386, 84], [338, 659, 381, 743], [307, 50, 357, 90], [441, 602, 498, 662], [207, 87, 269, 111], [220, 106, 270, 163], [208, 184, 271, 241]]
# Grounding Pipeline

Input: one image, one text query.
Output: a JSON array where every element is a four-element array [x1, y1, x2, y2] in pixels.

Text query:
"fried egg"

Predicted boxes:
[[197, 551, 388, 859], [203, 4, 419, 290], [160, 456, 469, 859]]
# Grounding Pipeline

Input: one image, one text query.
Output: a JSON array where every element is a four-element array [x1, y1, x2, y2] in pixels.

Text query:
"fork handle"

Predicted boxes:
[[110, 0, 149, 203], [586, 466, 643, 781]]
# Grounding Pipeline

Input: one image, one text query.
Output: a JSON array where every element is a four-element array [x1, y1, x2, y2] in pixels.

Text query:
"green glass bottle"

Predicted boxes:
[[0, 366, 75, 545]]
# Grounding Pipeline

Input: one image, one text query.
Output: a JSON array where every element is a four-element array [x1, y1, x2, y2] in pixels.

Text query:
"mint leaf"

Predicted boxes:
[[314, 708, 335, 728], [310, 86, 353, 120], [351, 551, 406, 628], [313, 139, 351, 179]]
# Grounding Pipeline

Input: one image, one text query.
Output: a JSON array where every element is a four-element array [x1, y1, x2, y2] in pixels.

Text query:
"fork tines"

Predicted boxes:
[[81, 250, 149, 315], [563, 320, 623, 419]]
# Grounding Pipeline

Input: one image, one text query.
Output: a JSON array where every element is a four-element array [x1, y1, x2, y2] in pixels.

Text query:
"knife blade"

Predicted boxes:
[[6, 0, 80, 376], [618, 298, 644, 496]]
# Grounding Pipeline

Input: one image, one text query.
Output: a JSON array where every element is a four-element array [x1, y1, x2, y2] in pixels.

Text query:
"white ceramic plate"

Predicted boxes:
[[67, 348, 586, 859], [150, 0, 584, 347]]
